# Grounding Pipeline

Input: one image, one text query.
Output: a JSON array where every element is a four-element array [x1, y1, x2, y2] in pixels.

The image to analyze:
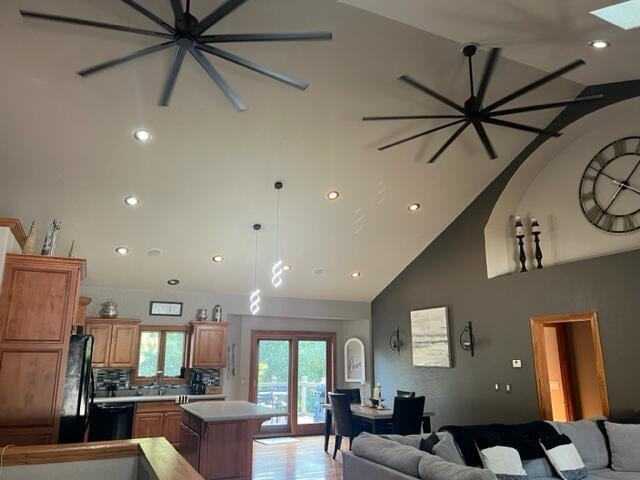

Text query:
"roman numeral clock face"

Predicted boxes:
[[579, 137, 640, 233]]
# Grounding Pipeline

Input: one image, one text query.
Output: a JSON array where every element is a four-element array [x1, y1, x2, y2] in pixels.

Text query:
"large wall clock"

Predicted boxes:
[[579, 136, 640, 233]]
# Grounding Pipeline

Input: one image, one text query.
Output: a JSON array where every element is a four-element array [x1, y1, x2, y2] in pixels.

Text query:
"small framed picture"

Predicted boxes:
[[149, 301, 183, 317]]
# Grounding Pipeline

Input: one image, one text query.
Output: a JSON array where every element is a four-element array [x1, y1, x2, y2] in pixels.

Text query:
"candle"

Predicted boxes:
[[531, 218, 541, 234], [515, 216, 525, 237]]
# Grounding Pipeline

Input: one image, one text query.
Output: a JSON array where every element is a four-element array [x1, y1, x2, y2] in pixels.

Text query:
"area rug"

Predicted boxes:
[[255, 437, 299, 445]]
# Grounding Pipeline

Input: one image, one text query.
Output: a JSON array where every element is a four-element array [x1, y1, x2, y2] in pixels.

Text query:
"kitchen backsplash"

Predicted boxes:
[[93, 368, 221, 391]]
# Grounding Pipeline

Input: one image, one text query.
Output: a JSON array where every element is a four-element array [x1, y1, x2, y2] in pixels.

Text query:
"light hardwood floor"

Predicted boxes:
[[253, 435, 343, 480]]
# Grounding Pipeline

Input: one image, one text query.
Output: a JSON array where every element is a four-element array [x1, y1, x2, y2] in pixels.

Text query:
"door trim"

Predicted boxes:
[[530, 311, 609, 420], [248, 330, 336, 436]]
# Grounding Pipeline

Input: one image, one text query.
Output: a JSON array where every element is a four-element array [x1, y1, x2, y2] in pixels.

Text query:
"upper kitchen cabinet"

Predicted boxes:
[[86, 319, 140, 369], [188, 322, 228, 368], [0, 254, 85, 446]]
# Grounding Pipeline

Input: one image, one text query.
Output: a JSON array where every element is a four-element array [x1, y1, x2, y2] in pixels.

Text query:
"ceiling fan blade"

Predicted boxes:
[[120, 0, 174, 33], [378, 119, 465, 151], [197, 44, 308, 90], [472, 121, 497, 159], [199, 32, 333, 43], [78, 40, 176, 76], [399, 75, 465, 114], [171, 0, 184, 22], [195, 0, 248, 35], [487, 94, 604, 117], [188, 47, 247, 112], [363, 114, 465, 121], [475, 48, 500, 108], [483, 59, 585, 112], [483, 117, 562, 137], [19, 10, 172, 38], [429, 121, 470, 163], [159, 45, 187, 106]]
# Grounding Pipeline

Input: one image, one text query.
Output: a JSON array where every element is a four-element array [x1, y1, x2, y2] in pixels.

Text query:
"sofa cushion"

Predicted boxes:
[[420, 433, 441, 454], [540, 433, 588, 480], [418, 450, 497, 480], [604, 423, 640, 472], [588, 470, 640, 480], [523, 458, 557, 478], [549, 420, 608, 470], [352, 432, 429, 477], [382, 434, 426, 449], [433, 432, 466, 465]]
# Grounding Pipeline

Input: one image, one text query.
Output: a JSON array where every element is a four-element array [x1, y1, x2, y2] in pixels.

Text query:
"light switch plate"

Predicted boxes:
[[512, 359, 522, 368]]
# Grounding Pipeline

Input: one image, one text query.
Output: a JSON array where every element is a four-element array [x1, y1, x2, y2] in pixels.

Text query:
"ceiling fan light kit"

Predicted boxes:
[[364, 42, 603, 162], [20, 0, 332, 110]]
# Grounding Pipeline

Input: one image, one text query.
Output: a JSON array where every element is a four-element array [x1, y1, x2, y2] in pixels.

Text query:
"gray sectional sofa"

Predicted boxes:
[[343, 419, 639, 480]]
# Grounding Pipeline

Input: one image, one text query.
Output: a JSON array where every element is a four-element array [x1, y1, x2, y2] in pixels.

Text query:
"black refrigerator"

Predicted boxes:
[[58, 333, 94, 443]]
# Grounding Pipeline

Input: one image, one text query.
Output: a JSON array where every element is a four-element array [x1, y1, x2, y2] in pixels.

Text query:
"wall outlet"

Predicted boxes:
[[494, 383, 500, 391], [512, 359, 522, 368], [506, 384, 512, 393]]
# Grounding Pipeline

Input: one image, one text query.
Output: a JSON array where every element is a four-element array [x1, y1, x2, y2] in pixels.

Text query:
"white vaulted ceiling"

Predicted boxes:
[[0, 0, 600, 301]]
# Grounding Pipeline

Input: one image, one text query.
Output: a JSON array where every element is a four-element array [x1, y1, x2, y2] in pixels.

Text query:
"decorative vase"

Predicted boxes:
[[68, 240, 77, 258], [41, 218, 62, 256], [99, 299, 119, 319], [213, 304, 222, 322], [196, 308, 208, 321], [23, 221, 36, 255]]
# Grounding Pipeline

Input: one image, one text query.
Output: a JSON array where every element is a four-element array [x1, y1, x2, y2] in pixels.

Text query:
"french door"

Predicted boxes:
[[249, 331, 335, 436]]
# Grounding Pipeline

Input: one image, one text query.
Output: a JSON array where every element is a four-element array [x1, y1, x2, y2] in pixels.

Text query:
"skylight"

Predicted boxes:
[[591, 0, 640, 30]]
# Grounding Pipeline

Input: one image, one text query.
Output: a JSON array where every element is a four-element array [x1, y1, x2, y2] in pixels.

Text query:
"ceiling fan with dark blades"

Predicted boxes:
[[363, 43, 603, 162], [20, 0, 332, 110]]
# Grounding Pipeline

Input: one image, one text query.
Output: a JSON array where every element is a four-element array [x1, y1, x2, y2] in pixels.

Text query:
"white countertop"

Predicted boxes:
[[181, 400, 281, 422], [94, 394, 227, 404]]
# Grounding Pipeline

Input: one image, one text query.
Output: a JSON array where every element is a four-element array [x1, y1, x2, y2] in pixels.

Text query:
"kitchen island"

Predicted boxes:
[[179, 401, 279, 480]]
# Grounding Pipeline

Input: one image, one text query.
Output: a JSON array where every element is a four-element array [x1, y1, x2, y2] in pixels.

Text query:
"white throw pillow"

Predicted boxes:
[[478, 445, 527, 480], [540, 434, 587, 480]]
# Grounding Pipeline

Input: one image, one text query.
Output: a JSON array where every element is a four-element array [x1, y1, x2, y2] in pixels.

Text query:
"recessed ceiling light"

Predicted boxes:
[[326, 191, 340, 201], [115, 246, 130, 255], [282, 264, 292, 271], [351, 271, 361, 278], [147, 248, 163, 257], [124, 195, 140, 206], [588, 40, 611, 49], [408, 203, 421, 212], [212, 255, 224, 263], [167, 279, 180, 286], [133, 128, 152, 142]]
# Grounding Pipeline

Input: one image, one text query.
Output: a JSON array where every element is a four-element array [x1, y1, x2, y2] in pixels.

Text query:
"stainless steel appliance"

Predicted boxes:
[[58, 333, 94, 443], [88, 402, 134, 441]]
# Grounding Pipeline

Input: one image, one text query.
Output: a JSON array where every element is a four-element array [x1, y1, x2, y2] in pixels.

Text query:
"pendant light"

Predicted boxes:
[[271, 181, 284, 288], [250, 224, 262, 315]]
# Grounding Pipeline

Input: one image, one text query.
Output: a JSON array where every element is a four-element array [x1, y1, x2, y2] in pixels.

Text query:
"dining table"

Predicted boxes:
[[321, 403, 435, 453]]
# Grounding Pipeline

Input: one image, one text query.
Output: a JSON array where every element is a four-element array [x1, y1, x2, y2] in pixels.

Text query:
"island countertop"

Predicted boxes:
[[180, 400, 280, 422]]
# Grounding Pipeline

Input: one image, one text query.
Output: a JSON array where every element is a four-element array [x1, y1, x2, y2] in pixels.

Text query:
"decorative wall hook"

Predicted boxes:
[[459, 321, 475, 357], [389, 326, 400, 353]]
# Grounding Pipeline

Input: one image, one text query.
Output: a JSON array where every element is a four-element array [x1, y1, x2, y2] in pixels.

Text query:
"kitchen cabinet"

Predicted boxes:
[[179, 422, 201, 470], [188, 322, 228, 368], [134, 412, 164, 438], [0, 253, 85, 446], [76, 296, 92, 327], [86, 319, 140, 369]]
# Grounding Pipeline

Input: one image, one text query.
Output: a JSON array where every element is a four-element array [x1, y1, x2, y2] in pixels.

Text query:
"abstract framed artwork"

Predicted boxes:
[[410, 306, 452, 367], [344, 337, 366, 382], [149, 301, 183, 317]]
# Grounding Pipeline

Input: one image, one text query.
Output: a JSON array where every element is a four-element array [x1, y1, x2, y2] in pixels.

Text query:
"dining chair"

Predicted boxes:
[[328, 393, 362, 459], [391, 396, 425, 435], [334, 388, 361, 404], [396, 390, 416, 398]]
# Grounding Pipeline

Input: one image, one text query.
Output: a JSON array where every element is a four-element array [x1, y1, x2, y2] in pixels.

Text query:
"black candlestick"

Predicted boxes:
[[515, 216, 527, 272], [531, 218, 543, 269]]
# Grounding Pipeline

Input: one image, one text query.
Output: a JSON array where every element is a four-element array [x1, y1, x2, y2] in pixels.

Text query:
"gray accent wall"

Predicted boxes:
[[371, 80, 640, 429]]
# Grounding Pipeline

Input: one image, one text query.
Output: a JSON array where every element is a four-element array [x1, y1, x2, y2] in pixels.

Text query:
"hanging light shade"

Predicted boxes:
[[271, 181, 284, 288], [249, 224, 262, 315]]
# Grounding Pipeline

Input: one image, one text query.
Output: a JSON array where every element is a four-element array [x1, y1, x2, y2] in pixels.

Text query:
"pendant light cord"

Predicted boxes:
[[254, 229, 259, 288], [275, 188, 281, 259]]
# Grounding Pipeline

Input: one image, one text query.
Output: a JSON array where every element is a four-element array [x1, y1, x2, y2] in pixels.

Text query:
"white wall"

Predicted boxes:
[[80, 285, 371, 400], [485, 98, 640, 277], [0, 226, 22, 288]]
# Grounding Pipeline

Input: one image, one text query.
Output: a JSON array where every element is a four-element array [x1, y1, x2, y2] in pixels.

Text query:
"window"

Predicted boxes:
[[136, 325, 187, 381]]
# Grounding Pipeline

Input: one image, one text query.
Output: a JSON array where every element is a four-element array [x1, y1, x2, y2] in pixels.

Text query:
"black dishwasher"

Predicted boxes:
[[88, 402, 134, 441]]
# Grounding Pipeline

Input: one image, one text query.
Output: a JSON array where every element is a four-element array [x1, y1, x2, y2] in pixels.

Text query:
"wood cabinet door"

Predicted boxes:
[[191, 324, 227, 368], [86, 323, 111, 367], [179, 423, 200, 471], [163, 411, 182, 446], [133, 412, 164, 438], [108, 324, 138, 368]]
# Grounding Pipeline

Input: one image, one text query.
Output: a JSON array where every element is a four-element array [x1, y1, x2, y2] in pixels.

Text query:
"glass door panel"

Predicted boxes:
[[296, 340, 327, 425], [256, 339, 290, 429]]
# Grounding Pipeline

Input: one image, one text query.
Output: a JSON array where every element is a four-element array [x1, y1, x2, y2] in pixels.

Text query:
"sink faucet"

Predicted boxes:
[[156, 370, 165, 395]]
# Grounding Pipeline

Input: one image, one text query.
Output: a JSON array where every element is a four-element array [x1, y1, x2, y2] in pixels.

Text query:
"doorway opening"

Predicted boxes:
[[248, 330, 336, 436], [530, 312, 609, 421]]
